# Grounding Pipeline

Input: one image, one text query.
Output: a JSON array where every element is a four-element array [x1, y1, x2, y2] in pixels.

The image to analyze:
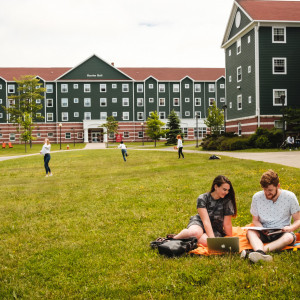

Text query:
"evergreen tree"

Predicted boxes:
[[204, 102, 224, 135], [165, 110, 183, 145], [3, 75, 45, 152], [146, 111, 166, 147], [102, 116, 119, 148]]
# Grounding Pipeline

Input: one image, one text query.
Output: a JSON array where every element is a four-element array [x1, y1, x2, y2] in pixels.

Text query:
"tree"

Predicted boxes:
[[283, 107, 300, 133], [146, 111, 166, 147], [3, 75, 45, 152], [204, 102, 224, 135], [165, 110, 183, 145], [101, 116, 119, 148]]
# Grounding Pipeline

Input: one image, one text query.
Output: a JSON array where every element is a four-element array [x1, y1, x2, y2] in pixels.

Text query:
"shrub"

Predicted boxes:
[[255, 135, 271, 148]]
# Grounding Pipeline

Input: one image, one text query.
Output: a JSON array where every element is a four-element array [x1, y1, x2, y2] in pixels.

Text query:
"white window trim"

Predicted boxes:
[[61, 98, 68, 107], [159, 84, 165, 93], [47, 113, 53, 122], [100, 112, 107, 120], [47, 99, 53, 107], [273, 89, 287, 106], [272, 27, 286, 43], [159, 98, 165, 106], [137, 98, 144, 107], [209, 98, 215, 106], [185, 98, 190, 103], [122, 112, 129, 120], [237, 66, 242, 82], [173, 84, 180, 93], [84, 84, 91, 93], [100, 98, 107, 107], [122, 84, 129, 92], [173, 98, 180, 106], [84, 98, 91, 107], [195, 98, 201, 106], [100, 84, 107, 92], [272, 58, 287, 75], [237, 95, 242, 110], [122, 98, 129, 106], [237, 38, 241, 55], [137, 112, 144, 120], [194, 84, 201, 93], [208, 84, 215, 93], [62, 112, 69, 121], [74, 112, 79, 117]]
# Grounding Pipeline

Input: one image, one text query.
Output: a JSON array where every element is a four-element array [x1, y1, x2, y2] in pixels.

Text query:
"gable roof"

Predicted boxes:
[[119, 68, 225, 81], [0, 68, 70, 81], [237, 0, 300, 21]]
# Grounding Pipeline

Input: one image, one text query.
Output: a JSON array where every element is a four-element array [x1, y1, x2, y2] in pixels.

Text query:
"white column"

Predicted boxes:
[[84, 128, 89, 143], [103, 127, 107, 143]]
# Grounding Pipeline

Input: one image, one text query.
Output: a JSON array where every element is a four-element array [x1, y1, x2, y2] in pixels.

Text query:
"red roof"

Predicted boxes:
[[238, 0, 300, 21], [119, 68, 225, 81], [0, 67, 225, 82], [0, 68, 71, 81]]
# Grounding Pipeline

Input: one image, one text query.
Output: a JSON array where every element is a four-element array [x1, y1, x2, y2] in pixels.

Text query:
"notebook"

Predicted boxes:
[[207, 237, 240, 253]]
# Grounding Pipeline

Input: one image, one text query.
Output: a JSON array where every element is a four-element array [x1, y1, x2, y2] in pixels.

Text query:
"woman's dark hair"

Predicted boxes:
[[210, 175, 237, 217]]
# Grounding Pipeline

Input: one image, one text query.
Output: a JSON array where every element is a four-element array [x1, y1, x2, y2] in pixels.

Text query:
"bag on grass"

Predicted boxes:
[[154, 237, 198, 258]]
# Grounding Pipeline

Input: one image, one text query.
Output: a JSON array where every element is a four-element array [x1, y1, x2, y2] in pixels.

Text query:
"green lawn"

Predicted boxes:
[[0, 149, 299, 299]]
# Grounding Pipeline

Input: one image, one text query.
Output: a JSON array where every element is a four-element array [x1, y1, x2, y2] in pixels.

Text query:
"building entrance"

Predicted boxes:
[[91, 130, 103, 143]]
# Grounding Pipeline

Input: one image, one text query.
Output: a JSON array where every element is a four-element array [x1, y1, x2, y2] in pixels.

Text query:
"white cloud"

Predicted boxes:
[[0, 0, 234, 68]]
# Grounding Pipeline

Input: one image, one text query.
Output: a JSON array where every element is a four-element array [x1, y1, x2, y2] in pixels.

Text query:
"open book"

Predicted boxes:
[[242, 226, 283, 236]]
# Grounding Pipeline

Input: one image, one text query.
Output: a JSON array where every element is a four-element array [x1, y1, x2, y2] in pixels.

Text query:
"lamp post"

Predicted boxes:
[[280, 94, 286, 143], [141, 122, 144, 146], [222, 105, 227, 134], [195, 112, 199, 148], [59, 123, 62, 150], [71, 127, 75, 147]]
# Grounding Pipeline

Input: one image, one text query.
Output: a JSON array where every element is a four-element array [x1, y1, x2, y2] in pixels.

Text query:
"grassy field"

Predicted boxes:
[[0, 148, 299, 299]]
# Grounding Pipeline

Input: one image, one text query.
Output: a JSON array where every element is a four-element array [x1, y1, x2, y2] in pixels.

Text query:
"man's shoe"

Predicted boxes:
[[249, 250, 273, 263], [240, 249, 254, 259]]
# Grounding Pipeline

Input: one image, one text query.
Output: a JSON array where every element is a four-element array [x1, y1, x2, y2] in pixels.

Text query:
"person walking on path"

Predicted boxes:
[[177, 135, 184, 159], [118, 141, 128, 162], [40, 138, 52, 177]]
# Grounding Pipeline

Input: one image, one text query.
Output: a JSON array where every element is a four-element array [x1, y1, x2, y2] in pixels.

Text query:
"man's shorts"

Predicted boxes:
[[259, 230, 296, 246]]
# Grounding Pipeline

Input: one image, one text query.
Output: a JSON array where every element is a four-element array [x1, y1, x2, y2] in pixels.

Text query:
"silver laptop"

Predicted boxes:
[[207, 237, 240, 253]]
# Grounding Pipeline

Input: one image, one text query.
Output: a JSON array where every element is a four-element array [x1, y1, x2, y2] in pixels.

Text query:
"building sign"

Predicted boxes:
[[116, 134, 123, 142], [86, 74, 103, 78]]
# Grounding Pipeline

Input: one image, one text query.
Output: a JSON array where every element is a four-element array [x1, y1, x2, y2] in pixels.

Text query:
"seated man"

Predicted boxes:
[[242, 169, 300, 263]]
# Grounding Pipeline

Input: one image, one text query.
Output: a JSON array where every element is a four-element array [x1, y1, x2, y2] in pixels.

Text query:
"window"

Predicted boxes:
[[229, 102, 232, 109], [159, 98, 165, 106], [122, 112, 129, 120], [112, 84, 117, 89], [62, 112, 68, 121], [248, 35, 251, 43], [237, 66, 242, 82], [74, 98, 79, 103], [238, 123, 242, 136], [273, 58, 286, 74], [112, 98, 117, 103], [138, 131, 144, 138], [209, 98, 215, 106], [84, 112, 91, 120], [159, 112, 165, 119], [47, 132, 54, 138], [109, 132, 115, 139], [220, 97, 225, 103], [122, 84, 129, 92], [0, 84, 2, 89], [36, 132, 40, 138], [228, 49, 231, 56], [137, 84, 143, 93], [195, 111, 201, 118], [248, 66, 251, 73], [8, 85, 15, 93], [229, 76, 232, 82], [208, 84, 215, 92], [173, 84, 179, 92], [100, 84, 106, 92], [73, 84, 78, 89], [47, 99, 53, 107], [9, 99, 15, 107], [149, 98, 154, 103], [185, 98, 190, 103], [65, 132, 71, 139], [195, 84, 201, 92], [100, 98, 107, 107], [185, 111, 190, 117], [61, 98, 68, 107], [273, 90, 287, 106], [122, 98, 129, 106], [46, 84, 53, 93], [84, 98, 91, 107], [112, 112, 117, 117], [185, 84, 189, 89], [195, 98, 201, 106], [0, 99, 2, 104], [137, 98, 144, 106], [273, 27, 286, 43], [237, 38, 241, 54], [248, 96, 252, 104], [173, 98, 179, 106], [0, 113, 2, 118], [274, 120, 283, 129], [237, 95, 242, 110], [61, 84, 68, 93], [47, 113, 53, 121], [9, 133, 16, 141], [36, 99, 41, 104], [149, 84, 153, 89], [74, 112, 79, 117], [137, 112, 144, 120], [159, 84, 165, 92], [84, 84, 91, 92], [220, 84, 225, 89], [123, 132, 129, 138], [100, 112, 107, 120], [77, 132, 83, 139], [182, 128, 188, 138]]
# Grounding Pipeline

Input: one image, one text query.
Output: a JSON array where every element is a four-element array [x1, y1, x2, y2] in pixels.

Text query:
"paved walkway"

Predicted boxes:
[[0, 143, 299, 169]]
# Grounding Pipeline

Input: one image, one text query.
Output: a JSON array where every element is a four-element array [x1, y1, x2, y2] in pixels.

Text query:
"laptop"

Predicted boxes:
[[207, 237, 240, 253]]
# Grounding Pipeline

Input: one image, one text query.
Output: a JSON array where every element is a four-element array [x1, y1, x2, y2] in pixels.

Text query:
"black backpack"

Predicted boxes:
[[151, 237, 198, 258]]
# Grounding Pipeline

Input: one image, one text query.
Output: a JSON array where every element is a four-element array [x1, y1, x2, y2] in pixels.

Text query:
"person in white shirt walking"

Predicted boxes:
[[117, 141, 128, 162], [40, 138, 53, 177], [177, 135, 184, 159]]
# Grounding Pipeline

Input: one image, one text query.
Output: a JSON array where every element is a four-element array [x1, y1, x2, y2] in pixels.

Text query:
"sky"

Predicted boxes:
[[0, 0, 235, 69]]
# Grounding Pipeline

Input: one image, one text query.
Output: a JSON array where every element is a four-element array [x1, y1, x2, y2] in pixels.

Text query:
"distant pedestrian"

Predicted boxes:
[[118, 141, 128, 162], [177, 135, 184, 159], [40, 138, 52, 177], [286, 135, 294, 150]]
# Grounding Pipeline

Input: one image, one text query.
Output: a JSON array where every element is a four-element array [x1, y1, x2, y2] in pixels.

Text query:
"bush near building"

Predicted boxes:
[[201, 128, 283, 150]]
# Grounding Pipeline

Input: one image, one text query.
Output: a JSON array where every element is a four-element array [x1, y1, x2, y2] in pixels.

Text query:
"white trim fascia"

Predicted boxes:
[[226, 115, 257, 122], [255, 23, 260, 127], [144, 75, 158, 81], [180, 76, 194, 82]]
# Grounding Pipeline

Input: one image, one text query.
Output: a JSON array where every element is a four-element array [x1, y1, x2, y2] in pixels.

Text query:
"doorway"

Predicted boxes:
[[91, 131, 103, 143]]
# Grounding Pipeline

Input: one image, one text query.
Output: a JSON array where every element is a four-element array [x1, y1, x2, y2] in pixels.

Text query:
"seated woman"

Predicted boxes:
[[172, 175, 237, 246]]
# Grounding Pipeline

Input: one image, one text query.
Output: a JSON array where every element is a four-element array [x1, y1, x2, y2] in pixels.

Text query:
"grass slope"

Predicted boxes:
[[0, 149, 299, 299]]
